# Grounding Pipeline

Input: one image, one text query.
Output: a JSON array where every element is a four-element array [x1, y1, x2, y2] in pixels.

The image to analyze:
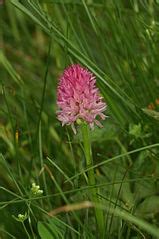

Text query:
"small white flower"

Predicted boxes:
[[31, 182, 43, 196]]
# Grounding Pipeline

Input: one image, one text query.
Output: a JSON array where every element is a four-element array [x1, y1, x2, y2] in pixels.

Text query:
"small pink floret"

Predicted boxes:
[[56, 64, 106, 133]]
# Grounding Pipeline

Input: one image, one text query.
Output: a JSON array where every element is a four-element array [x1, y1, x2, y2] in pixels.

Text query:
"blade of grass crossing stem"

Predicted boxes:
[[65, 143, 159, 182]]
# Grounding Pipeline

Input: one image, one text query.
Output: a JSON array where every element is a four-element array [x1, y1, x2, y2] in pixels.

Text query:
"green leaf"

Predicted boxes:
[[38, 218, 66, 239], [135, 196, 159, 218], [38, 222, 53, 239]]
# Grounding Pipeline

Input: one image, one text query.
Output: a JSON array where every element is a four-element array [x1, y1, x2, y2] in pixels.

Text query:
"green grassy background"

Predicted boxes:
[[0, 0, 159, 238]]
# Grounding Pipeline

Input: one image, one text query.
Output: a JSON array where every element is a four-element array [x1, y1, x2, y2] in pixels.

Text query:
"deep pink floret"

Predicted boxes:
[[56, 64, 106, 133]]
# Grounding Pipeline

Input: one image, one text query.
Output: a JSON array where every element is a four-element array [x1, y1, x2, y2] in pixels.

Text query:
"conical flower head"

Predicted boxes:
[[57, 64, 106, 133]]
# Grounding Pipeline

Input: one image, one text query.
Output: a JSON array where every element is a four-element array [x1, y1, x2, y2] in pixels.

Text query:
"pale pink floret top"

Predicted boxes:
[[57, 64, 106, 133]]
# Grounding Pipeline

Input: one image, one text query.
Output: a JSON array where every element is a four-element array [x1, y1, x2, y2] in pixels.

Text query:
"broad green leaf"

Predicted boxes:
[[135, 196, 159, 218], [38, 218, 67, 239], [38, 222, 53, 239]]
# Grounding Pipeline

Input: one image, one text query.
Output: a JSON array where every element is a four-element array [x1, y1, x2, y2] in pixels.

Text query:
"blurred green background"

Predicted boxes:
[[0, 0, 159, 238]]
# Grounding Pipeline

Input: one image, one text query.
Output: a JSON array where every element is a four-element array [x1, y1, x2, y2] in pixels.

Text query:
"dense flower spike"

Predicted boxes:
[[57, 64, 106, 133]]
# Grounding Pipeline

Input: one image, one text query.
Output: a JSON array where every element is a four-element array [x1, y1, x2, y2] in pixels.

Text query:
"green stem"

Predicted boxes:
[[81, 123, 104, 238], [22, 222, 31, 239]]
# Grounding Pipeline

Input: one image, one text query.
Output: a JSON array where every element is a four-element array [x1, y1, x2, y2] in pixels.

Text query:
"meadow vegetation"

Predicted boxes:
[[0, 0, 159, 238]]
